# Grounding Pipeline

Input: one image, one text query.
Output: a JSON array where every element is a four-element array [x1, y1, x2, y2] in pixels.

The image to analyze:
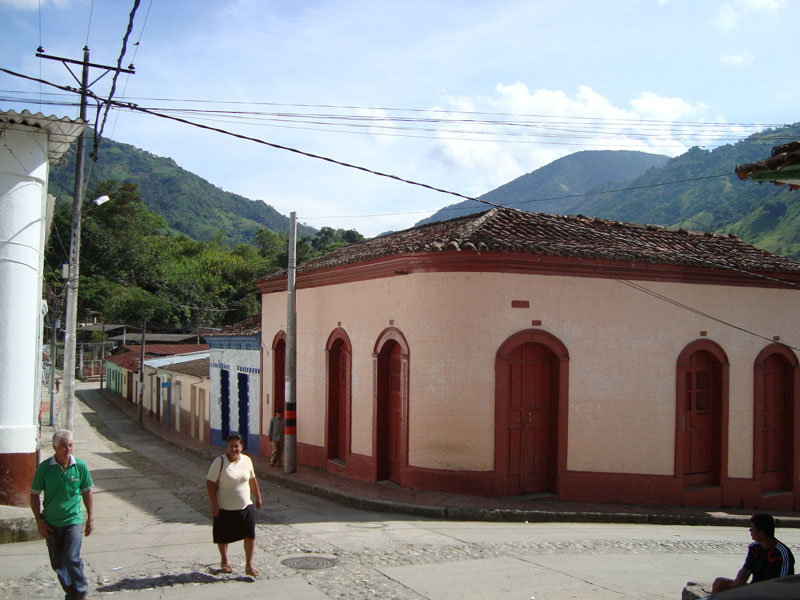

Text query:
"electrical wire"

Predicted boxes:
[[6, 68, 799, 335], [616, 279, 799, 352]]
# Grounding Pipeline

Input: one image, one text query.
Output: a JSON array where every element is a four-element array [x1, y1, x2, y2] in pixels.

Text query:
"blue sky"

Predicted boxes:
[[1, 0, 797, 236]]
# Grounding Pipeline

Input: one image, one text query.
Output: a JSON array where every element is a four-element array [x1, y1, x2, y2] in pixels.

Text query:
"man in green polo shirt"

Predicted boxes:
[[30, 429, 94, 600]]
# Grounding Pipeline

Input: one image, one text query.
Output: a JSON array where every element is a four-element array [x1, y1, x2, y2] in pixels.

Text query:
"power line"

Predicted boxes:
[[6, 67, 798, 296], [616, 279, 799, 352]]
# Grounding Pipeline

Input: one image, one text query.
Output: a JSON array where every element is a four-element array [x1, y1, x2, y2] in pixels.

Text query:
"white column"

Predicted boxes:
[[0, 125, 48, 458]]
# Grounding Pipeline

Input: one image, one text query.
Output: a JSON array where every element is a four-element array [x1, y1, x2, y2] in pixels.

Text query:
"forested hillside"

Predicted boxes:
[[417, 125, 800, 258], [416, 150, 669, 225], [44, 180, 362, 329], [567, 124, 800, 257], [48, 134, 316, 246]]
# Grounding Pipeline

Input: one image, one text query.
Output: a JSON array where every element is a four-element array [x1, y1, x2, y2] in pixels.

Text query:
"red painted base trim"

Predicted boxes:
[[289, 445, 799, 510], [559, 471, 680, 505], [0, 452, 37, 506], [402, 465, 495, 497], [297, 442, 326, 469], [342, 452, 376, 481]]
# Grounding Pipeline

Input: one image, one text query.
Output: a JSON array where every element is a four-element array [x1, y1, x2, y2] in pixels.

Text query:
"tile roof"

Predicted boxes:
[[257, 207, 800, 281], [736, 141, 800, 189], [213, 313, 261, 337], [160, 357, 209, 378]]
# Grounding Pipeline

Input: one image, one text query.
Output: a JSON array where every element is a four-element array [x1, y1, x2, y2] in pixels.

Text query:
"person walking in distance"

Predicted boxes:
[[269, 410, 284, 467], [30, 429, 94, 600]]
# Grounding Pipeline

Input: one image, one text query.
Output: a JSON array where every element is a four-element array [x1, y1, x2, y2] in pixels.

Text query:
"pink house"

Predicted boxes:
[[256, 207, 800, 509]]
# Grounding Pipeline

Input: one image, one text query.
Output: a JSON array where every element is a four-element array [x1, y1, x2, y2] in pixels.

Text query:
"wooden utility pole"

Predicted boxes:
[[138, 318, 146, 422], [284, 212, 297, 473], [36, 48, 134, 429]]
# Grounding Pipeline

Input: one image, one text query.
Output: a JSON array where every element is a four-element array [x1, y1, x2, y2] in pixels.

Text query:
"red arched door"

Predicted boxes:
[[500, 342, 558, 495], [272, 337, 285, 415], [327, 337, 350, 462], [377, 341, 404, 483], [681, 350, 722, 487], [757, 353, 794, 492]]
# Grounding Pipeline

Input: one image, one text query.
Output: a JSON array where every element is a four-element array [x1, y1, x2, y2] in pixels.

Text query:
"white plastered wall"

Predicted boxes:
[[261, 270, 799, 478]]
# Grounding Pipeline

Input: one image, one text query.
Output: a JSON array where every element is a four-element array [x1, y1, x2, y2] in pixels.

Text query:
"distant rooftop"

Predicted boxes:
[[736, 141, 800, 189], [208, 313, 261, 338]]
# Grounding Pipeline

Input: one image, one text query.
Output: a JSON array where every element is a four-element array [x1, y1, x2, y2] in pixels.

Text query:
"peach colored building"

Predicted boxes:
[[257, 208, 800, 509]]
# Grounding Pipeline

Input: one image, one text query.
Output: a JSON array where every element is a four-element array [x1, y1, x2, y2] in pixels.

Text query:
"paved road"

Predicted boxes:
[[2, 387, 800, 599]]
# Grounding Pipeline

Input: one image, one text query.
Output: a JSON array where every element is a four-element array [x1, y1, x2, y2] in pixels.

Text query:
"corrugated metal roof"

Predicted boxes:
[[144, 351, 210, 369], [0, 109, 85, 162]]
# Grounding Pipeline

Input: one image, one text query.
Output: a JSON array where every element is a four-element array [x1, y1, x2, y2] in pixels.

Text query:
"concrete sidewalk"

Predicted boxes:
[[3, 383, 800, 545]]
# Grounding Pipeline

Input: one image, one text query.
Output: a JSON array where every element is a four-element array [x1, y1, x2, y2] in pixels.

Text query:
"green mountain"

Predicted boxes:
[[565, 124, 800, 257], [418, 125, 800, 258], [416, 150, 670, 225], [48, 135, 316, 246]]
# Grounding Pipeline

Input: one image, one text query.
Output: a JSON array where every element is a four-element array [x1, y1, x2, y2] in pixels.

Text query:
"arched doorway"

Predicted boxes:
[[373, 328, 409, 484], [272, 332, 286, 415], [326, 328, 352, 463], [754, 345, 798, 495], [675, 340, 728, 489], [495, 329, 569, 497]]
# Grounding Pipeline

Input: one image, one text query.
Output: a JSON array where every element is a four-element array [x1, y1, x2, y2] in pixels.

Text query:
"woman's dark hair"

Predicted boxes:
[[750, 513, 775, 538], [226, 433, 243, 443]]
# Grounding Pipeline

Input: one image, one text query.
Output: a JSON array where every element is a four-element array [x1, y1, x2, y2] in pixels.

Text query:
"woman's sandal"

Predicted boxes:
[[220, 563, 233, 574], [246, 566, 260, 578]]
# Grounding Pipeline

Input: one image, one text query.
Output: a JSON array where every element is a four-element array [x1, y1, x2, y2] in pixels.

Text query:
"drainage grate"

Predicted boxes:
[[280, 555, 336, 570]]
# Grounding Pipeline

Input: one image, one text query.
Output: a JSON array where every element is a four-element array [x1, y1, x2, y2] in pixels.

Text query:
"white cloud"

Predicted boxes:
[[713, 0, 783, 29], [424, 83, 728, 194], [740, 0, 782, 10], [0, 0, 72, 8], [720, 51, 754, 66], [714, 4, 740, 28]]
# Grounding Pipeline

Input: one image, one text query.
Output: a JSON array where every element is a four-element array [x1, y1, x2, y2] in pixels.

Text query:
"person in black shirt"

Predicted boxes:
[[712, 513, 795, 593]]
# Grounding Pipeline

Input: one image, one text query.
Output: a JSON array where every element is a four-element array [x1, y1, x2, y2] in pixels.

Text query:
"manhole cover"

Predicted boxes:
[[280, 555, 336, 570]]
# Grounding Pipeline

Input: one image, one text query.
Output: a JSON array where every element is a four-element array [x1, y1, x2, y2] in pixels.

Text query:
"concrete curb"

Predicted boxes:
[[0, 508, 39, 544]]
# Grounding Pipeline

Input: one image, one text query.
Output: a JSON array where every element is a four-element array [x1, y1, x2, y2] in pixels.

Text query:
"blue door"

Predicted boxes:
[[237, 372, 249, 449], [220, 369, 230, 441]]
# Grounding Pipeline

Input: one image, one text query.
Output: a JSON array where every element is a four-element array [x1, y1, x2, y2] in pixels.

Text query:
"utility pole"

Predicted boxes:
[[99, 323, 105, 390], [35, 47, 134, 429], [284, 212, 297, 473], [138, 318, 146, 422]]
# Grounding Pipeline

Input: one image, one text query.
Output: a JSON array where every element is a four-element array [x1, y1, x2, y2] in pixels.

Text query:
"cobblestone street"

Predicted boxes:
[[2, 388, 799, 599]]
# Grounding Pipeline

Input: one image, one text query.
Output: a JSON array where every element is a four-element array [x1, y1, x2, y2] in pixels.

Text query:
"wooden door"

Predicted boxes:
[[760, 354, 793, 492], [327, 342, 349, 461], [337, 347, 349, 460], [273, 340, 285, 414], [505, 343, 555, 495], [387, 343, 403, 483], [682, 351, 718, 486], [376, 341, 404, 483]]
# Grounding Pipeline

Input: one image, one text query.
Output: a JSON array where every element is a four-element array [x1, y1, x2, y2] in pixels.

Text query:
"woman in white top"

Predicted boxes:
[[206, 433, 262, 576]]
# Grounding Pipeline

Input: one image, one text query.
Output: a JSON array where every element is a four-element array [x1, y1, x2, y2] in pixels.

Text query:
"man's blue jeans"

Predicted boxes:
[[46, 523, 87, 599]]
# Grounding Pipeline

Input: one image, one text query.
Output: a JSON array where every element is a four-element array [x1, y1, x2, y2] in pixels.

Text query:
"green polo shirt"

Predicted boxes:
[[31, 455, 93, 527]]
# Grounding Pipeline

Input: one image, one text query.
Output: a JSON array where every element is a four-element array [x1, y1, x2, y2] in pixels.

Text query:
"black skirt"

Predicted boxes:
[[212, 504, 255, 543]]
